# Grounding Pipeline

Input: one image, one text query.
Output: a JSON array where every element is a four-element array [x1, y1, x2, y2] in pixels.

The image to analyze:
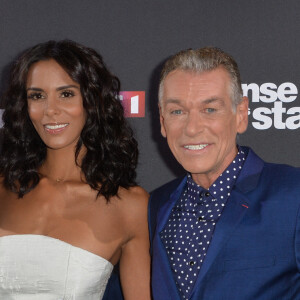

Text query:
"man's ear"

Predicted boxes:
[[159, 104, 167, 138], [236, 96, 249, 134]]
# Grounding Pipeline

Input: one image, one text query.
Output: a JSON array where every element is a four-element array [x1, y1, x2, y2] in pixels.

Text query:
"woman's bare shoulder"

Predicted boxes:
[[116, 186, 149, 225], [118, 186, 149, 208]]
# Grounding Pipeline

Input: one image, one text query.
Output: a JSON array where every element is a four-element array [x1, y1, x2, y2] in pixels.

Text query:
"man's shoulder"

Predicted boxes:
[[263, 161, 300, 184], [243, 146, 300, 180], [264, 160, 300, 172], [149, 176, 186, 214], [150, 176, 186, 199], [245, 147, 300, 192]]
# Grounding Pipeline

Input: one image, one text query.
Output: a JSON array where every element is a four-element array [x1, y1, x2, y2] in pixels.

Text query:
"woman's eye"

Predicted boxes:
[[61, 90, 74, 98], [27, 93, 43, 100]]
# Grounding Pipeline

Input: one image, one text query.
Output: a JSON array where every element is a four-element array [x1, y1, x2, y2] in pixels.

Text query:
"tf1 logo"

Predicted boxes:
[[119, 91, 145, 118]]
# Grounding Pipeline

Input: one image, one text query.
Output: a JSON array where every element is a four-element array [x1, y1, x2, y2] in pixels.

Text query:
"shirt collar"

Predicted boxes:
[[186, 146, 248, 201]]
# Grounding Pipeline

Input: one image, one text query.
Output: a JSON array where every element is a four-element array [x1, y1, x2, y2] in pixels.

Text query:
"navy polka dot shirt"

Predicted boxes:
[[160, 147, 248, 299]]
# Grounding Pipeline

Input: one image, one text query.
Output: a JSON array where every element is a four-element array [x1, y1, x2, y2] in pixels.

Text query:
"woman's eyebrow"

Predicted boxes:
[[26, 87, 43, 92], [56, 85, 79, 91]]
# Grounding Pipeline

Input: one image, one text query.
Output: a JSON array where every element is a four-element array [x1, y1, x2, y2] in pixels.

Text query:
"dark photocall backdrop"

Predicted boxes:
[[0, 1, 299, 193]]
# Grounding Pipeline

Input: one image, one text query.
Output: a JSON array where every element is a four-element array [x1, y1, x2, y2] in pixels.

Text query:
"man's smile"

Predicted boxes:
[[183, 144, 209, 150]]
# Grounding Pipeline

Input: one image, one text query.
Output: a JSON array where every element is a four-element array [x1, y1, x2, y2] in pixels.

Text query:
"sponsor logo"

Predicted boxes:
[[242, 82, 300, 130], [119, 91, 145, 118]]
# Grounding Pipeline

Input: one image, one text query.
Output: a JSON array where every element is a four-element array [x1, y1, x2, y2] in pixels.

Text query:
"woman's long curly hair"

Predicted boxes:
[[0, 40, 138, 201]]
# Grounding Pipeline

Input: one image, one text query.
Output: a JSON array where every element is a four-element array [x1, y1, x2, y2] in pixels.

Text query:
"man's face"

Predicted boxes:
[[159, 67, 248, 188]]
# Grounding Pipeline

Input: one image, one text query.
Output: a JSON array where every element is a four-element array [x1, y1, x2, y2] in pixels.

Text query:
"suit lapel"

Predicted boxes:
[[153, 177, 187, 300], [152, 147, 265, 299], [191, 189, 250, 296], [157, 177, 186, 232], [191, 147, 265, 298]]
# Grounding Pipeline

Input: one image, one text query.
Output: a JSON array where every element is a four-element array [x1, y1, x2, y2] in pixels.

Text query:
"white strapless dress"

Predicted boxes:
[[0, 235, 113, 299]]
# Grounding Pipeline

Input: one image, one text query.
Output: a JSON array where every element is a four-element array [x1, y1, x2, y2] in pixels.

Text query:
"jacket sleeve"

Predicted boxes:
[[148, 191, 161, 255], [295, 202, 300, 272], [102, 263, 124, 300]]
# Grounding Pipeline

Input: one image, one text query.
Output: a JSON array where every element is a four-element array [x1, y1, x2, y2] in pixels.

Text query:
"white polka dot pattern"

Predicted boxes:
[[160, 148, 247, 299]]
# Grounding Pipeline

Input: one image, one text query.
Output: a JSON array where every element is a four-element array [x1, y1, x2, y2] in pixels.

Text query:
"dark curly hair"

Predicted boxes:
[[0, 40, 138, 201]]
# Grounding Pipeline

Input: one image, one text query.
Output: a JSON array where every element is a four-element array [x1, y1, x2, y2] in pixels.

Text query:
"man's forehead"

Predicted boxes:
[[163, 97, 225, 106], [162, 68, 231, 104], [164, 66, 230, 82]]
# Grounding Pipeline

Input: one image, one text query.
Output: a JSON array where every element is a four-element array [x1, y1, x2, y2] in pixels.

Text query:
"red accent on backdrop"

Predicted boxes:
[[119, 91, 145, 118]]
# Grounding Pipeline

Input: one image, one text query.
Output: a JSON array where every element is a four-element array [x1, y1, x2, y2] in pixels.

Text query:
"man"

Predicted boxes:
[[149, 47, 300, 300]]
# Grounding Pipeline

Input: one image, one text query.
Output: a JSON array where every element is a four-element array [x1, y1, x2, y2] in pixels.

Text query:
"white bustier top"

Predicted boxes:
[[0, 235, 113, 299]]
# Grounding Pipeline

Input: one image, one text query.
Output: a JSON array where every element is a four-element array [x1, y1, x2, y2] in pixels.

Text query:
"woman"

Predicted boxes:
[[0, 40, 150, 299]]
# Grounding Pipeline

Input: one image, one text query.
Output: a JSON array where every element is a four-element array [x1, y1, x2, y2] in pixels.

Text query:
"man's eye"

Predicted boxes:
[[205, 108, 216, 113], [171, 110, 182, 115], [61, 90, 74, 98], [27, 93, 43, 100]]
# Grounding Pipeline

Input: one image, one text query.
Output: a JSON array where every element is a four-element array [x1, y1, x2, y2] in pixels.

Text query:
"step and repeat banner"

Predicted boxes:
[[0, 0, 299, 192]]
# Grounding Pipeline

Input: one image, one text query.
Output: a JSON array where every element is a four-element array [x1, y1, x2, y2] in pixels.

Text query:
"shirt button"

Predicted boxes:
[[198, 216, 205, 222], [189, 261, 195, 266], [205, 192, 210, 197]]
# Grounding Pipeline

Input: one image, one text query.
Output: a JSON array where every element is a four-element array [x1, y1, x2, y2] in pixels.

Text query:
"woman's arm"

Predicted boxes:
[[119, 187, 151, 300]]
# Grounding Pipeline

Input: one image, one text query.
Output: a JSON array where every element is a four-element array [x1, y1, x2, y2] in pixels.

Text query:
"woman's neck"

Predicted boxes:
[[40, 146, 86, 183]]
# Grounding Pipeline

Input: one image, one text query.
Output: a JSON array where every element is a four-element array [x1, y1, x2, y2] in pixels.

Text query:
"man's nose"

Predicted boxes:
[[184, 111, 204, 137]]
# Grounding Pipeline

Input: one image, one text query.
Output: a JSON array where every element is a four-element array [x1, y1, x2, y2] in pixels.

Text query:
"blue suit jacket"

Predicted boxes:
[[149, 147, 300, 300], [102, 264, 124, 300]]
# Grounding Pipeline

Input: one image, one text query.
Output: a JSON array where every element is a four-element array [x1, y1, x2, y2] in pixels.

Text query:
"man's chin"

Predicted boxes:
[[181, 165, 211, 177]]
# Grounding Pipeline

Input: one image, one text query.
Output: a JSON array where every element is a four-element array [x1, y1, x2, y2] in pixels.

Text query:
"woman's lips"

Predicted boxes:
[[44, 123, 69, 134]]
